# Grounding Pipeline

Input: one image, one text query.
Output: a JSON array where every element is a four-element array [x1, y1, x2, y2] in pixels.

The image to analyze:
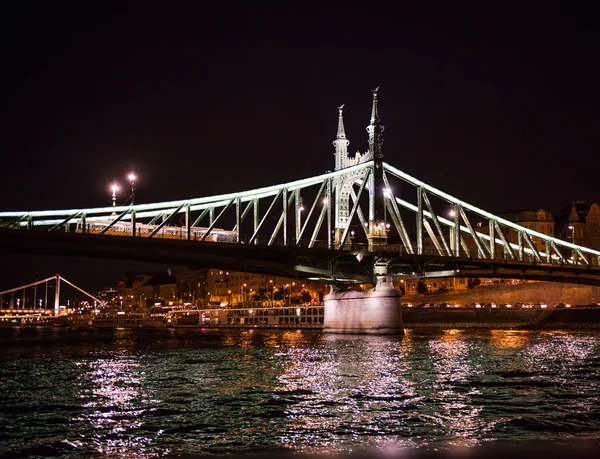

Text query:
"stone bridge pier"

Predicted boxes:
[[323, 262, 403, 334]]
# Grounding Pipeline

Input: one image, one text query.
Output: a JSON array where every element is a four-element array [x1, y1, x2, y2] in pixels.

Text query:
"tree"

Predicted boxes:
[[250, 291, 261, 301], [416, 279, 428, 295], [397, 283, 406, 295], [300, 290, 312, 303], [256, 287, 268, 300], [467, 278, 480, 289]]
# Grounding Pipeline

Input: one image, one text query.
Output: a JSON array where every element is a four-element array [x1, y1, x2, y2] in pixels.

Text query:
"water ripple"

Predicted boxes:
[[1, 328, 600, 457]]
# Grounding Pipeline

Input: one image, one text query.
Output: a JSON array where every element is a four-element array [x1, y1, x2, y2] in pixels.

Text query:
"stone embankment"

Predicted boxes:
[[403, 281, 600, 306]]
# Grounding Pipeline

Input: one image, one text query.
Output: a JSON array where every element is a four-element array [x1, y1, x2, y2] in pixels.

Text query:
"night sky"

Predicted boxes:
[[1, 3, 599, 292]]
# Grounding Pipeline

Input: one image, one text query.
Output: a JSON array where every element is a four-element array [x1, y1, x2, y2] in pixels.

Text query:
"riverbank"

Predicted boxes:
[[403, 280, 600, 307]]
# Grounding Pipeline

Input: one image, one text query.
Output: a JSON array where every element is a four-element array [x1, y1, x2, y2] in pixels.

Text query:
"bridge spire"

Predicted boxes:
[[366, 87, 388, 251], [333, 104, 350, 171], [366, 87, 384, 159]]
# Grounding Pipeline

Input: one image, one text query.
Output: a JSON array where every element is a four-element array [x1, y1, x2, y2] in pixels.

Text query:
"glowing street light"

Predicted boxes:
[[111, 184, 118, 207], [128, 173, 136, 205], [568, 225, 575, 244]]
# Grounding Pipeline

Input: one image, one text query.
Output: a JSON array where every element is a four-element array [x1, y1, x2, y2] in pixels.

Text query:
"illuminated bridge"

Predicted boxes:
[[1, 89, 600, 290]]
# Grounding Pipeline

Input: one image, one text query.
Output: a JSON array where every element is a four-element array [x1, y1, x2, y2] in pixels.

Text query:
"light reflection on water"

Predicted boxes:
[[0, 327, 599, 457]]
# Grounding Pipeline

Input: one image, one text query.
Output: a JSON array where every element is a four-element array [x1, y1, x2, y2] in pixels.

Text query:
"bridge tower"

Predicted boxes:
[[332, 103, 356, 248], [365, 87, 388, 252], [332, 90, 388, 251], [325, 89, 402, 335]]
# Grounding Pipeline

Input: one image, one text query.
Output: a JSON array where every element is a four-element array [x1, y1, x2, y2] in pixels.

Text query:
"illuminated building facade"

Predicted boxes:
[[554, 201, 600, 251]]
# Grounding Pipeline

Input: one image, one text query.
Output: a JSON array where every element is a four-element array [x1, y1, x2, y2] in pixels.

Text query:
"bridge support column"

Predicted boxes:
[[54, 274, 60, 316], [323, 274, 403, 335], [334, 227, 353, 249]]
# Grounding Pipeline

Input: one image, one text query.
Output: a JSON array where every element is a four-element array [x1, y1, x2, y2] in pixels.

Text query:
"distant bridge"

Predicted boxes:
[[0, 274, 104, 316]]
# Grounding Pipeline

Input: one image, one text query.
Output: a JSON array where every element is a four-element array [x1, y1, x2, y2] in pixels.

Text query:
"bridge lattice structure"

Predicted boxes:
[[1, 90, 599, 286]]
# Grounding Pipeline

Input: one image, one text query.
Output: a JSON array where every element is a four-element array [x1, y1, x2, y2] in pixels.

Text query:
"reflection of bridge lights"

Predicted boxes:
[[489, 330, 529, 349]]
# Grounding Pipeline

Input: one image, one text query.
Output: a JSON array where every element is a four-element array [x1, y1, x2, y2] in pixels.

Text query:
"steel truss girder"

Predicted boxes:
[[338, 168, 370, 249], [349, 187, 369, 239], [383, 162, 600, 263], [149, 204, 185, 238], [297, 180, 327, 244], [423, 219, 444, 256], [49, 212, 82, 232], [458, 205, 486, 258], [422, 190, 452, 256], [269, 190, 294, 246], [2, 159, 600, 270], [382, 171, 413, 253], [309, 178, 336, 249], [249, 190, 283, 245], [98, 208, 133, 235], [494, 220, 515, 261], [200, 199, 235, 242]]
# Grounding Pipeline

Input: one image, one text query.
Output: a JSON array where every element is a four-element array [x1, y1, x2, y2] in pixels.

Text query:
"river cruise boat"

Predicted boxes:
[[166, 304, 325, 328], [67, 312, 167, 328]]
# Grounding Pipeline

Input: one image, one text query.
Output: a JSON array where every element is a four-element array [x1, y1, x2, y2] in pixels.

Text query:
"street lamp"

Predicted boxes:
[[128, 173, 136, 205], [568, 225, 575, 244], [111, 184, 118, 207], [269, 279, 273, 300], [241, 283, 247, 303]]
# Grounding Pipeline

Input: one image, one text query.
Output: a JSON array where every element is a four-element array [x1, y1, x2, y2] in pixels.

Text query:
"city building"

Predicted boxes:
[[554, 201, 600, 251], [400, 277, 469, 296], [120, 271, 177, 308], [500, 209, 555, 254], [202, 269, 328, 306]]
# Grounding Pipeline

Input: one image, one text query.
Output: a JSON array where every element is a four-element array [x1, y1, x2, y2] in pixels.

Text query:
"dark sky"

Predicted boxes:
[[1, 3, 599, 292]]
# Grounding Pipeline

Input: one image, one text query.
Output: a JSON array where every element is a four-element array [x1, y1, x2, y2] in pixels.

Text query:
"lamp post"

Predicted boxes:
[[568, 225, 575, 244], [241, 283, 247, 303], [128, 173, 136, 205], [111, 184, 118, 207], [568, 225, 576, 264], [269, 279, 273, 300]]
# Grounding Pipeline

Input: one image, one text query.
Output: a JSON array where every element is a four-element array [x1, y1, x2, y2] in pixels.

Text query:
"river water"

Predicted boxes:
[[1, 327, 600, 458]]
